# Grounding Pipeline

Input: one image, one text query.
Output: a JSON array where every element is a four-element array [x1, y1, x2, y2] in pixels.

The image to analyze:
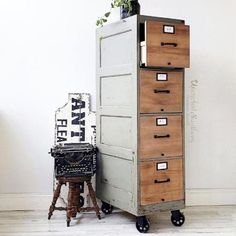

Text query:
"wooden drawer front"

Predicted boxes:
[[140, 70, 183, 113], [140, 115, 182, 159], [140, 159, 184, 206], [144, 21, 190, 68]]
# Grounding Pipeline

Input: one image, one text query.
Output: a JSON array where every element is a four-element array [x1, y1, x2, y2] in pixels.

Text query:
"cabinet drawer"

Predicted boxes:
[[140, 115, 182, 159], [140, 70, 183, 113], [140, 159, 184, 206], [141, 21, 190, 68]]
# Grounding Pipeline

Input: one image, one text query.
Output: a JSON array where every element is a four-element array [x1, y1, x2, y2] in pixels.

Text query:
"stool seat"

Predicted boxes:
[[48, 176, 101, 227]]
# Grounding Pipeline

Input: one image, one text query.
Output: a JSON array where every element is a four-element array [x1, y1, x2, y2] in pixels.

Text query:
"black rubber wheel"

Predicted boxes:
[[67, 220, 70, 227], [101, 201, 113, 215], [136, 216, 150, 233], [171, 210, 185, 227], [79, 196, 85, 207]]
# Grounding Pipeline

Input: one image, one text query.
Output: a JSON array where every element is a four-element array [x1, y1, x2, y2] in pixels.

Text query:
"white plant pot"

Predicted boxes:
[[108, 7, 121, 24]]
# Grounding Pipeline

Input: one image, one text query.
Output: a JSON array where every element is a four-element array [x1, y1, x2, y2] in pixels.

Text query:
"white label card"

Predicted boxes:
[[156, 118, 167, 126], [157, 73, 168, 81], [157, 162, 168, 170], [164, 25, 175, 34]]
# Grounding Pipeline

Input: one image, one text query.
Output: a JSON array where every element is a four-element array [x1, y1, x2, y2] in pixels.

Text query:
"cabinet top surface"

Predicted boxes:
[[139, 15, 185, 24], [96, 15, 186, 33]]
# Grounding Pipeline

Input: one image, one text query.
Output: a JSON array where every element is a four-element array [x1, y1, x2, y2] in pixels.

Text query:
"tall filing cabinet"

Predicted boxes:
[[96, 15, 190, 233]]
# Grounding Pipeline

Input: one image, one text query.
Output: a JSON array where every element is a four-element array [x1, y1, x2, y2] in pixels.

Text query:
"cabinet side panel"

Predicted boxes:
[[97, 154, 133, 191], [100, 74, 132, 107], [100, 116, 132, 149], [100, 30, 132, 68], [96, 16, 138, 215]]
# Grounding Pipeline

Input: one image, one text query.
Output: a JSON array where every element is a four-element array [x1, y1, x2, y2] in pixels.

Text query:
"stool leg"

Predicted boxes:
[[74, 183, 81, 213], [48, 181, 62, 220], [67, 182, 76, 227], [86, 179, 101, 220]]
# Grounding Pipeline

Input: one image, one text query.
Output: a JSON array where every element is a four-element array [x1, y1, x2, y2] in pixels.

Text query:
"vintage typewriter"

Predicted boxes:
[[50, 143, 97, 177]]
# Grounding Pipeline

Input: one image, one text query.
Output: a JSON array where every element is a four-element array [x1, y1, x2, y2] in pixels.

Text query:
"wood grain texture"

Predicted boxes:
[[140, 159, 184, 206], [140, 70, 183, 113], [140, 115, 183, 159], [1, 207, 236, 235], [145, 21, 190, 68], [48, 176, 101, 226]]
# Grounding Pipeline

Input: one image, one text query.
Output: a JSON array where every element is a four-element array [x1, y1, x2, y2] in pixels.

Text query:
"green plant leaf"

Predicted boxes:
[[96, 0, 134, 26], [114, 0, 122, 7], [128, 0, 132, 12], [105, 12, 111, 18]]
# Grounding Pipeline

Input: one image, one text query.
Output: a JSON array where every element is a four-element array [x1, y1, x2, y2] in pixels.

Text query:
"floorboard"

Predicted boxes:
[[0, 206, 235, 235]]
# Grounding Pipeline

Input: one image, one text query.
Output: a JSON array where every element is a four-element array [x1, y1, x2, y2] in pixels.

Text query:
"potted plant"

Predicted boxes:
[[96, 0, 140, 27]]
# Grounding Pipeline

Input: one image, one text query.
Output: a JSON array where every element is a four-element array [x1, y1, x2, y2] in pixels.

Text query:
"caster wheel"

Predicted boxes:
[[136, 216, 150, 233], [67, 221, 70, 227], [171, 210, 185, 227], [101, 201, 113, 215], [79, 196, 84, 207]]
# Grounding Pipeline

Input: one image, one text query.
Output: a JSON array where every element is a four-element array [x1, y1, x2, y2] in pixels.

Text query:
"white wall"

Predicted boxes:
[[0, 0, 104, 194], [0, 0, 236, 208]]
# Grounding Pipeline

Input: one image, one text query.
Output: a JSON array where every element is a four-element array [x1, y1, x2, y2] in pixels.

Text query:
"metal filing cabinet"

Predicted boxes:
[[96, 15, 190, 232]]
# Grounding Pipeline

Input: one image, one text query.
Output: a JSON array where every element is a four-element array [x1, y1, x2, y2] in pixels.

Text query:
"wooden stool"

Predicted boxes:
[[48, 176, 101, 227]]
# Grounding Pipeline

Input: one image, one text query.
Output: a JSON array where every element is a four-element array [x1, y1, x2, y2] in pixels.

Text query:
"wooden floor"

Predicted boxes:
[[0, 206, 235, 235]]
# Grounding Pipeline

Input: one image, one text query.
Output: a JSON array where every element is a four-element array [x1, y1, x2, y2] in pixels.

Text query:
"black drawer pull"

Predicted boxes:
[[154, 89, 170, 94], [154, 178, 170, 184], [161, 42, 178, 47], [154, 134, 170, 139]]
